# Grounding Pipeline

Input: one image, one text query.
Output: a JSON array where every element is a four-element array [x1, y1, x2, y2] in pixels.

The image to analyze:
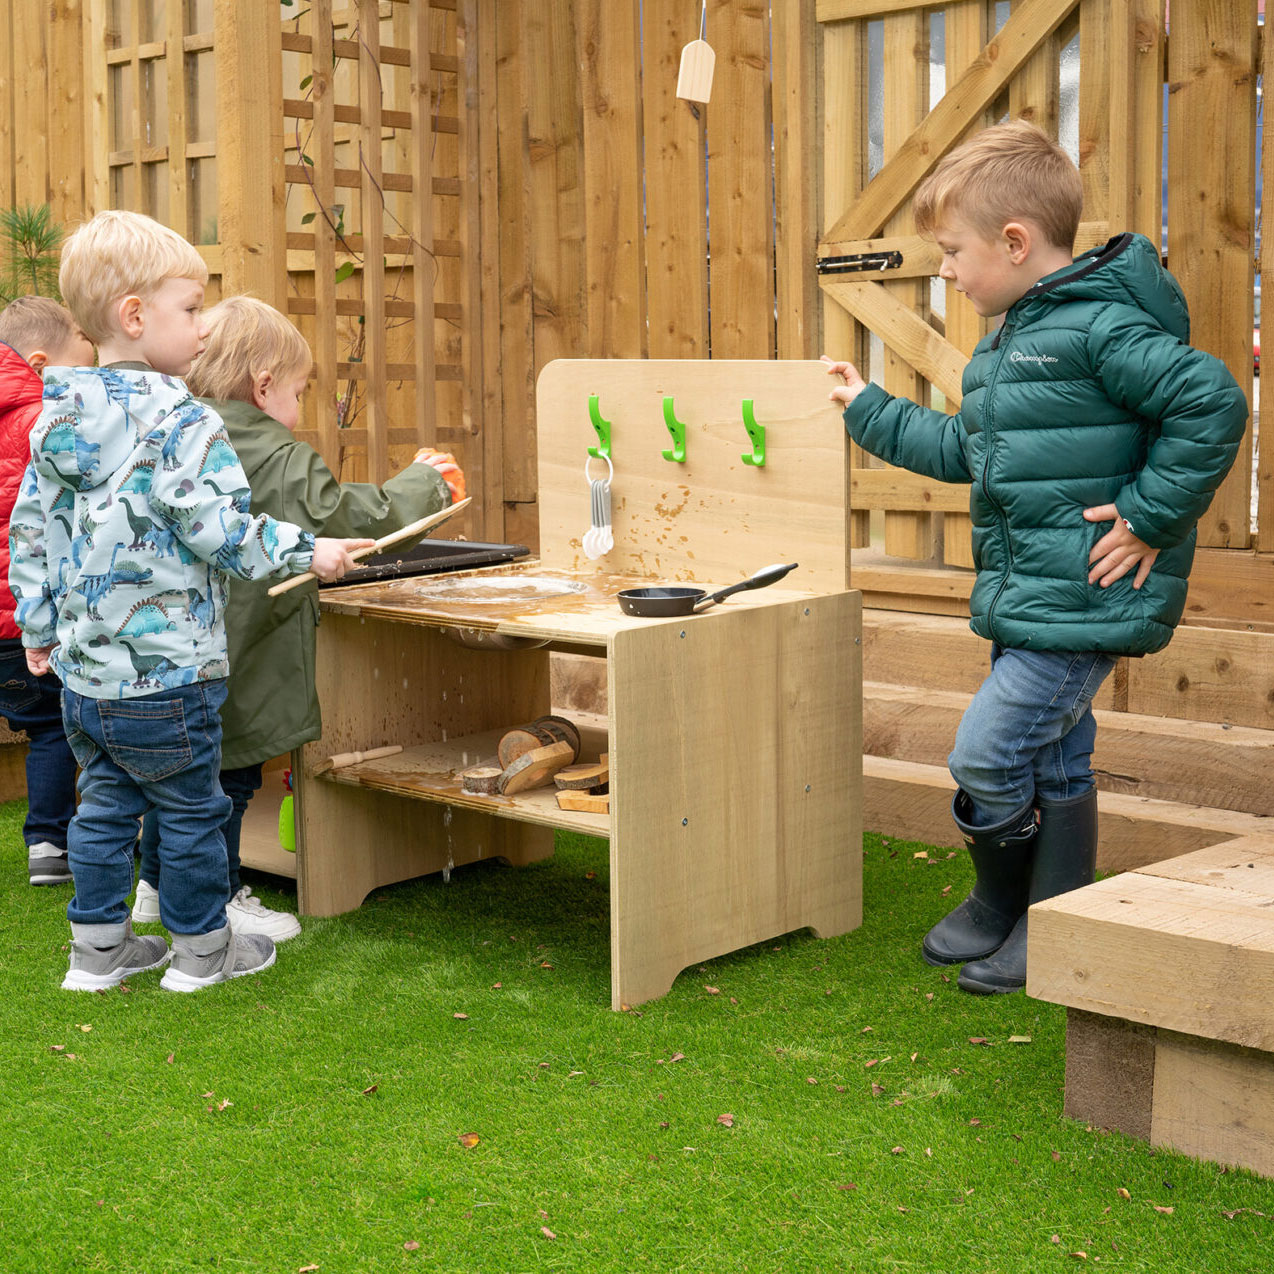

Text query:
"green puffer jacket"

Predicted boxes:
[[215, 398, 450, 768], [844, 232, 1248, 656]]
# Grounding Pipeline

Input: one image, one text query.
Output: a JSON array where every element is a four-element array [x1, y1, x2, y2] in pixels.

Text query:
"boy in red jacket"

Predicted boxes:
[[0, 296, 94, 884]]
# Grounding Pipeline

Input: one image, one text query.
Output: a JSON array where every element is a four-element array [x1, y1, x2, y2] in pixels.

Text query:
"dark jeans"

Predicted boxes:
[[62, 679, 232, 934], [0, 638, 76, 849], [139, 761, 264, 898]]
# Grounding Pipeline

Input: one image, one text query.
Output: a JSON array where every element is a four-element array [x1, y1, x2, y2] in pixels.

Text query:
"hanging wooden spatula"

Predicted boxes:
[[267, 496, 472, 596]]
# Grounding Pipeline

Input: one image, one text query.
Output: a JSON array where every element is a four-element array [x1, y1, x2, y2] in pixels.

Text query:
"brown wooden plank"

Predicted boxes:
[[407, 1, 437, 452], [851, 467, 968, 513], [706, 0, 774, 359], [1167, 0, 1256, 548], [823, 0, 1081, 243], [1029, 864, 1274, 1050], [642, 0, 708, 357], [13, 8, 49, 207], [357, 0, 388, 482], [1262, 1, 1274, 554], [772, 0, 819, 358], [456, 0, 482, 485], [311, 0, 340, 469], [165, 0, 189, 239], [1062, 1008, 1156, 1142], [214, 0, 287, 303], [1077, 0, 1111, 224], [821, 15, 871, 553], [880, 6, 932, 561], [578, 0, 645, 358], [47, 0, 87, 223]]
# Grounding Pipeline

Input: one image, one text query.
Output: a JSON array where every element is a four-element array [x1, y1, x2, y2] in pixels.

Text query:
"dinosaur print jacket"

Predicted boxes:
[[8, 364, 316, 699]]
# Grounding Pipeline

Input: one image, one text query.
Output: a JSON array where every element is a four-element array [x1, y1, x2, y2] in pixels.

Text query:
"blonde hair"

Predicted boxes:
[[59, 210, 208, 344], [914, 119, 1084, 251], [186, 295, 313, 403], [0, 295, 79, 360]]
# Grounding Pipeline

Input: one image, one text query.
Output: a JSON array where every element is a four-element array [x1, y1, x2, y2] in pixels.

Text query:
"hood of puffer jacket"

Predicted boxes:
[[1008, 232, 1189, 342], [0, 341, 42, 417], [28, 365, 186, 493]]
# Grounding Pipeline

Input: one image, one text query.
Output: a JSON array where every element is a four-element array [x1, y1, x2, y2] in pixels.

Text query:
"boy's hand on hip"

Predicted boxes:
[[25, 645, 54, 676], [1084, 504, 1159, 590], [309, 537, 376, 582], [821, 354, 868, 407]]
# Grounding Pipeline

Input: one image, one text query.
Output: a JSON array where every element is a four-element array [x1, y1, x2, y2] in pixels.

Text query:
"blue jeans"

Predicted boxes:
[[0, 639, 77, 849], [138, 762, 263, 897], [61, 680, 232, 934], [948, 646, 1117, 827]]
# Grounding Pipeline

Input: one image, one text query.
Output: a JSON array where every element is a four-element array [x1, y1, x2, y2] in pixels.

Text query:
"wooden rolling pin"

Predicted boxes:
[[266, 497, 472, 596], [311, 744, 403, 776]]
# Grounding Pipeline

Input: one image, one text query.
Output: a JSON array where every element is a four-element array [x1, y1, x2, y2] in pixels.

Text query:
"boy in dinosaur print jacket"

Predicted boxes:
[[8, 210, 372, 993]]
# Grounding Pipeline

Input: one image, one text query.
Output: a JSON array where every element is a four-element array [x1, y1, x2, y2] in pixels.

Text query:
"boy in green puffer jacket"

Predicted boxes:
[[824, 119, 1248, 995], [134, 296, 463, 941]]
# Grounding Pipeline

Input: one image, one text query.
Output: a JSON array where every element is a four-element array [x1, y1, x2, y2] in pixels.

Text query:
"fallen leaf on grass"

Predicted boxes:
[[78, 1024, 92, 1032], [50, 1045, 65, 1053], [453, 1012, 469, 1020], [491, 983, 502, 990], [941, 885, 953, 896], [166, 1053, 174, 1064], [807, 1077, 818, 1085], [1153, 1204, 1174, 1215], [540, 1227, 556, 1240], [871, 1083, 885, 1097], [716, 1113, 734, 1127], [1116, 1187, 1131, 1201], [704, 985, 720, 995], [1222, 1208, 1272, 1220], [363, 1085, 378, 1096], [585, 870, 596, 879], [1008, 1035, 1032, 1044], [1052, 1151, 1062, 1162], [968, 1037, 990, 1046], [539, 962, 554, 970], [299, 1265, 320, 1272], [837, 1182, 858, 1191], [1051, 1235, 1061, 1244], [668, 1052, 685, 1063], [890, 1146, 904, 1155], [403, 1240, 420, 1251], [1070, 1252, 1087, 1261], [458, 1132, 481, 1149], [913, 851, 928, 860]]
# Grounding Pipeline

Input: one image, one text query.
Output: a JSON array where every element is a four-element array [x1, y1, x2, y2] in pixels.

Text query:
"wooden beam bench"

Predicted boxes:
[[1027, 835, 1274, 1177]]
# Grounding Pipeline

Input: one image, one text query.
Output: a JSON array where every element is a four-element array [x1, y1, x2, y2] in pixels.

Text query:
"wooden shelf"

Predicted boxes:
[[318, 724, 611, 838]]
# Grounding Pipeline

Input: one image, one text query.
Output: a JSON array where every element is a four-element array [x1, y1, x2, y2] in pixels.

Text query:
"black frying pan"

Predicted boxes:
[[617, 562, 799, 617]]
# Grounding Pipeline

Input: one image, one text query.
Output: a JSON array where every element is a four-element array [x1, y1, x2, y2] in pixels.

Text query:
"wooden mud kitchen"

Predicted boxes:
[[245, 360, 864, 1009]]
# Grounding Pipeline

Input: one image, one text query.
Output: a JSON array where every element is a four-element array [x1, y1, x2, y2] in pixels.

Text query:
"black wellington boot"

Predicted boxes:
[[921, 790, 1037, 967], [957, 788, 1098, 994]]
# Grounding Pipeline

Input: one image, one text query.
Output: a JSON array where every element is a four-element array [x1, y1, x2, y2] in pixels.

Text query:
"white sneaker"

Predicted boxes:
[[132, 878, 161, 923], [226, 886, 301, 942]]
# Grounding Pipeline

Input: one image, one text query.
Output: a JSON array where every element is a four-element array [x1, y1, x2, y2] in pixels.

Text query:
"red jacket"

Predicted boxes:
[[0, 342, 43, 638]]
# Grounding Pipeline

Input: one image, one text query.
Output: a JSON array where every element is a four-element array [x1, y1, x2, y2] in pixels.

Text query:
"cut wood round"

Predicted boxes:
[[497, 740, 576, 795], [497, 716, 581, 768], [459, 766, 503, 795], [553, 758, 610, 791]]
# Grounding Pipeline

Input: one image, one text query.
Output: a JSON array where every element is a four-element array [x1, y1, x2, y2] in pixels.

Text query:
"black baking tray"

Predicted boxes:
[[320, 538, 530, 588]]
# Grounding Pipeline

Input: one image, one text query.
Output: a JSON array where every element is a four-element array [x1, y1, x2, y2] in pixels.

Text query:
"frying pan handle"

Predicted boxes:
[[695, 562, 799, 610]]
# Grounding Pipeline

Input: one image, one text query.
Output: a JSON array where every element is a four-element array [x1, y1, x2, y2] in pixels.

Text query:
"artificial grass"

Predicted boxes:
[[2, 800, 1272, 1273]]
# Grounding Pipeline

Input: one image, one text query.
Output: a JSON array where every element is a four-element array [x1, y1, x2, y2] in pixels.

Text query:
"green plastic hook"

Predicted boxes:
[[662, 396, 687, 463], [741, 399, 765, 466], [587, 394, 611, 459]]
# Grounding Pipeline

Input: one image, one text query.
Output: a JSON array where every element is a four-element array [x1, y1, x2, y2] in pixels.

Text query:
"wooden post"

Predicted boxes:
[[214, 0, 286, 306]]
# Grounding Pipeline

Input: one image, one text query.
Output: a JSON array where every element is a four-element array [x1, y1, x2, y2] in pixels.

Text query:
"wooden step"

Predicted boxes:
[[862, 607, 1274, 731], [864, 680, 1274, 816], [863, 755, 1274, 872], [1028, 835, 1274, 1178]]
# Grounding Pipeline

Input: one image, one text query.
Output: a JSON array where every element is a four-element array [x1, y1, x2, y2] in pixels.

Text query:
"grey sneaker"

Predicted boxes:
[[160, 925, 276, 993], [227, 886, 301, 942], [62, 921, 171, 991], [29, 841, 72, 886], [131, 878, 161, 923]]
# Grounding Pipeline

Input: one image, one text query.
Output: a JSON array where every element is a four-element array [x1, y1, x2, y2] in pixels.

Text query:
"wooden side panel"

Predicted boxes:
[[1151, 1031, 1274, 1178], [608, 593, 861, 1008]]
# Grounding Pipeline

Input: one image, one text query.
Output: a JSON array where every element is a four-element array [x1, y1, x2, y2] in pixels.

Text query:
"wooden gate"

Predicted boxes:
[[818, 0, 1266, 612]]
